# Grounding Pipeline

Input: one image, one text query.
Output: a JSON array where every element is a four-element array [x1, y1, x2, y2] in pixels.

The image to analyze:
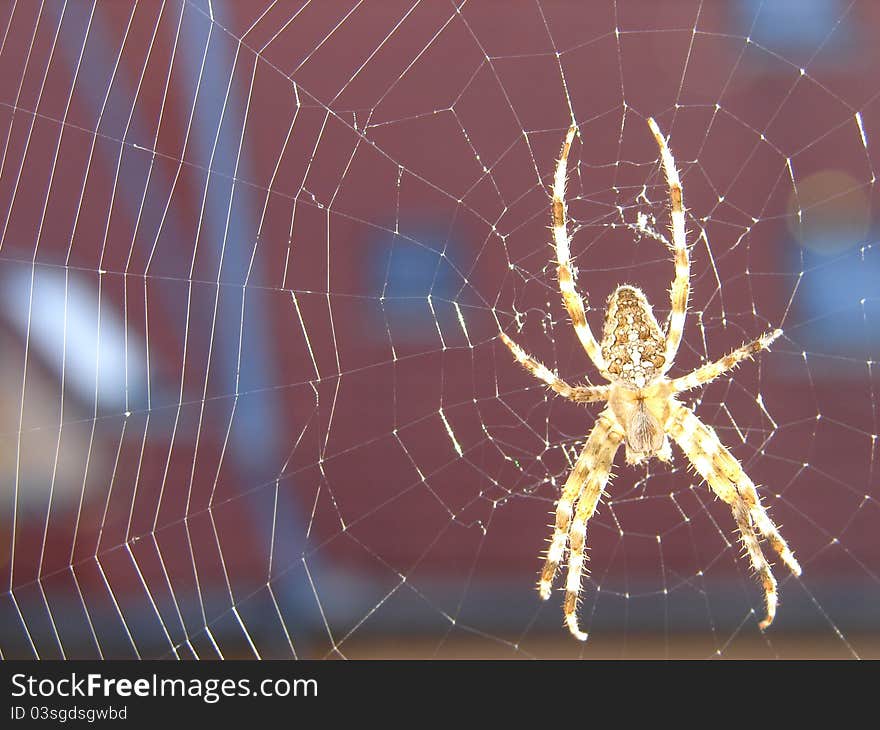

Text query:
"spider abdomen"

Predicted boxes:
[[601, 285, 666, 388]]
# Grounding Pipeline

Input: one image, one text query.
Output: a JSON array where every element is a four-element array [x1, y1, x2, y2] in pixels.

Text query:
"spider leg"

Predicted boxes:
[[563, 426, 621, 641], [671, 329, 782, 393], [647, 118, 690, 374], [668, 405, 800, 630], [552, 125, 608, 374], [538, 411, 620, 603], [730, 499, 778, 630], [499, 331, 609, 403]]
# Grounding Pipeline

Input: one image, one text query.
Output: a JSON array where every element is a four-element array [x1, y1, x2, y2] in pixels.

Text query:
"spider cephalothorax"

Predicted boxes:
[[499, 119, 801, 641]]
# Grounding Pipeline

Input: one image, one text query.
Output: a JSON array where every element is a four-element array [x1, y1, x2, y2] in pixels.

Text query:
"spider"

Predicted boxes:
[[499, 119, 802, 641]]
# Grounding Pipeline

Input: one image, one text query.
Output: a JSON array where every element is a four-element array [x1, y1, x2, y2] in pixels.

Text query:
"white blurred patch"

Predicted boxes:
[[1, 265, 147, 412]]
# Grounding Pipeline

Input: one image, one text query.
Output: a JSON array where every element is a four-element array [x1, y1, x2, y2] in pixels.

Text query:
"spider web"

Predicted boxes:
[[0, 0, 878, 660]]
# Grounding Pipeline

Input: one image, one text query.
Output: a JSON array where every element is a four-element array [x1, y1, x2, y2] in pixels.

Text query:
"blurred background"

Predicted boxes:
[[0, 0, 878, 659]]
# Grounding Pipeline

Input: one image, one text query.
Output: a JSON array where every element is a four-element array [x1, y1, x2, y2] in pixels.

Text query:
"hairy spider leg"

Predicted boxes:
[[668, 405, 800, 629], [647, 118, 690, 374], [539, 411, 620, 602], [562, 419, 623, 640], [671, 329, 782, 393], [552, 125, 608, 375], [499, 331, 609, 403]]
